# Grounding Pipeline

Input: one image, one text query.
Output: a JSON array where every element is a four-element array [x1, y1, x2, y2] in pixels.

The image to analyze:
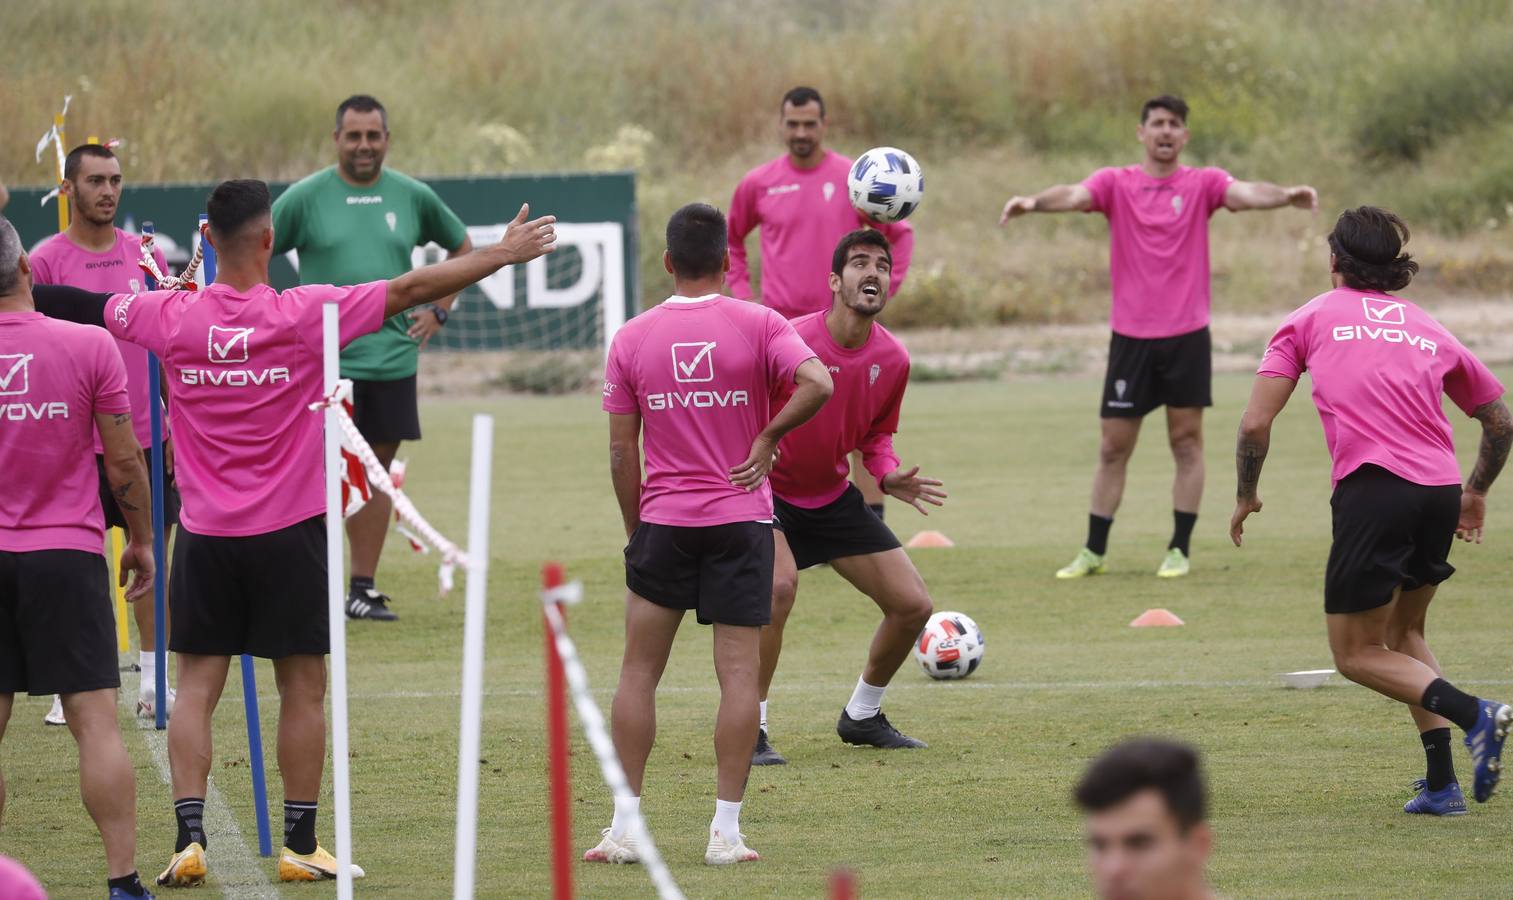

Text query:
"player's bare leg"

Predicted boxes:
[[830, 549, 931, 749], [708, 621, 761, 863], [61, 688, 138, 879], [587, 593, 682, 863], [272, 655, 326, 801], [1061, 417, 1141, 578], [1092, 417, 1142, 518], [167, 653, 231, 799], [611, 593, 683, 794], [346, 440, 399, 621], [1160, 406, 1204, 577], [1385, 585, 1467, 813], [851, 450, 886, 518], [753, 531, 798, 765]]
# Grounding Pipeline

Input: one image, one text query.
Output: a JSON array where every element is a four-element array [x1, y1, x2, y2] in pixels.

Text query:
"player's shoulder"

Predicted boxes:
[[384, 168, 442, 198], [868, 320, 910, 360], [37, 314, 113, 349], [26, 232, 70, 264], [740, 155, 791, 185], [278, 166, 337, 199], [788, 310, 827, 336]]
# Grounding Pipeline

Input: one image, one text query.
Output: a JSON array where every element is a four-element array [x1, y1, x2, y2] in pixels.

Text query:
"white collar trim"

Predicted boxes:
[[665, 293, 719, 305]]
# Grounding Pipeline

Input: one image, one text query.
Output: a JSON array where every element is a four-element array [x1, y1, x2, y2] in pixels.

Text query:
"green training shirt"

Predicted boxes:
[[272, 166, 468, 380]]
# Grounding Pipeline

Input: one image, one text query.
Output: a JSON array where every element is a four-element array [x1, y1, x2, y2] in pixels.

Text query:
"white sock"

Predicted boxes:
[[711, 799, 741, 837], [139, 651, 157, 700], [609, 795, 640, 841], [844, 678, 887, 721], [759, 700, 768, 731]]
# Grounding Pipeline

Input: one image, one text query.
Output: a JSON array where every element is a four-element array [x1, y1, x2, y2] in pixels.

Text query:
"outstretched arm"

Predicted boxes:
[[1230, 375, 1298, 546], [385, 205, 555, 318], [1457, 398, 1513, 543], [999, 183, 1093, 224], [1224, 180, 1317, 212]]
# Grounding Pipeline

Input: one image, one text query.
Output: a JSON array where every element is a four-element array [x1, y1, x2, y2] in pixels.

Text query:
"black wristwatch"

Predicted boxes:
[[425, 303, 449, 325]]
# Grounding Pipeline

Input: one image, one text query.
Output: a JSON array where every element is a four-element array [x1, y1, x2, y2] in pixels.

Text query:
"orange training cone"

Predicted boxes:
[[1130, 608, 1185, 627], [906, 530, 955, 548]]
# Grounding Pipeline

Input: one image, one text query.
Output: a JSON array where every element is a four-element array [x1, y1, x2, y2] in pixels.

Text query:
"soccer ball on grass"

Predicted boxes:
[[914, 611, 984, 680]]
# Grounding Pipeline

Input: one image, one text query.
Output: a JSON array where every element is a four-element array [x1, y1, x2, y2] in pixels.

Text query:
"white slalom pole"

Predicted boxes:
[[452, 415, 494, 899], [322, 302, 354, 900]]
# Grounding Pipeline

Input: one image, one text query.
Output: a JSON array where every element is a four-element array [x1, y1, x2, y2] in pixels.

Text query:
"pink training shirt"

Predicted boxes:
[[1259, 287, 1504, 488], [602, 294, 818, 527], [728, 150, 914, 319], [105, 281, 386, 537], [770, 311, 907, 508], [0, 312, 129, 553], [1083, 165, 1234, 339], [30, 228, 169, 451]]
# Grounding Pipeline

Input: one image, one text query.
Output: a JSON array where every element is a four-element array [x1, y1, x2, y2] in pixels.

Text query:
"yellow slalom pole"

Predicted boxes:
[[55, 113, 69, 232], [112, 527, 130, 653]]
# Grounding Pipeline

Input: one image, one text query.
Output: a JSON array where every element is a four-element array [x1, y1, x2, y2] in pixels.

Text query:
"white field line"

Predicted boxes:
[[133, 711, 276, 899], [347, 677, 1513, 702]]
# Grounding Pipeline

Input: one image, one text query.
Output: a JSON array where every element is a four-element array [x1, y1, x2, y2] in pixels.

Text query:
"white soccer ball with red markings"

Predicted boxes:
[[848, 146, 925, 223], [914, 611, 984, 680]]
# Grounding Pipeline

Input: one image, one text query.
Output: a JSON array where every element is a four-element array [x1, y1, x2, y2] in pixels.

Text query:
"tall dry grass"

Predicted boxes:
[[4, 0, 1511, 325]]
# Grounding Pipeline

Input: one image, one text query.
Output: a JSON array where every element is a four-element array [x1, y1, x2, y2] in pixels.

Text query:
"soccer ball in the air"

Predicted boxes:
[[914, 611, 984, 680], [848, 146, 924, 223]]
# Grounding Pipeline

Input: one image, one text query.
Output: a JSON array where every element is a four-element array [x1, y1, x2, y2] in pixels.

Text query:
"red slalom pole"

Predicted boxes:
[[542, 561, 573, 900], [829, 867, 858, 900]]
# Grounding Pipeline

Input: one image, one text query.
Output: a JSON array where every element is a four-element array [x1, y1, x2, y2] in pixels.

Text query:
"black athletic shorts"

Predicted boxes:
[[1100, 327, 1213, 418], [350, 374, 421, 444], [0, 549, 119, 695], [97, 449, 180, 531], [1324, 464, 1461, 615], [169, 516, 329, 658], [624, 522, 774, 626], [773, 484, 902, 570]]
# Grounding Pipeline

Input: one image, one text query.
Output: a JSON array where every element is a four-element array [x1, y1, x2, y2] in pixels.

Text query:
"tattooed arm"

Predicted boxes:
[[95, 411, 156, 600], [1457, 398, 1513, 543], [1230, 376, 1298, 547], [608, 412, 643, 540]]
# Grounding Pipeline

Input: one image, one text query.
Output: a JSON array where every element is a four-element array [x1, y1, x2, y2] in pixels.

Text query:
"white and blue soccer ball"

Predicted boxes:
[[848, 146, 925, 223], [914, 611, 984, 680]]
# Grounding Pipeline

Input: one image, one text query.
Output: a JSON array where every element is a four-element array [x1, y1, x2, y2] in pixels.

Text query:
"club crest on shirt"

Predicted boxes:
[[869, 363, 880, 385], [1171, 195, 1183, 216], [385, 211, 398, 232], [0, 354, 34, 396], [823, 182, 836, 203]]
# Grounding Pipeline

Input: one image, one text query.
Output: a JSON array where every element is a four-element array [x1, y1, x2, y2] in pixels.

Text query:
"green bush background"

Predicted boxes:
[[5, 0, 1511, 327]]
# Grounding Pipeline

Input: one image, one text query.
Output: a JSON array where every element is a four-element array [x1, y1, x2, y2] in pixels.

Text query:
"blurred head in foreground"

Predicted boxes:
[[1075, 738, 1214, 900]]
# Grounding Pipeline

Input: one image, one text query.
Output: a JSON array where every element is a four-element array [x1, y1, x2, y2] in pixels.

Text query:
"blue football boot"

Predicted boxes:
[[1403, 779, 1468, 816], [1464, 700, 1513, 802]]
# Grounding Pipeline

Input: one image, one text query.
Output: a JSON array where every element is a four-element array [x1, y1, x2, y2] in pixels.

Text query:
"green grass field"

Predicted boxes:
[[6, 371, 1513, 898]]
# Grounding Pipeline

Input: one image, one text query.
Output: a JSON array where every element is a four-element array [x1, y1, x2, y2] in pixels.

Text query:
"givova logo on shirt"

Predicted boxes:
[[647, 340, 750, 411], [1331, 297, 1437, 355], [0, 354, 68, 420], [181, 326, 291, 386]]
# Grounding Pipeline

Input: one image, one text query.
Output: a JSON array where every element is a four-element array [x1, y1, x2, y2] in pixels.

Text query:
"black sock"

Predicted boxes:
[[1086, 514, 1113, 556], [174, 798, 206, 852], [107, 872, 148, 897], [867, 502, 885, 522], [1421, 678, 1482, 732], [284, 800, 318, 855], [349, 576, 374, 596], [1169, 510, 1197, 555], [1421, 728, 1457, 791]]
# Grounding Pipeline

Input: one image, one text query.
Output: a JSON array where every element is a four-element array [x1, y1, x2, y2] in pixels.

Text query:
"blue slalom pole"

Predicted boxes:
[[142, 221, 169, 733], [198, 214, 275, 858]]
